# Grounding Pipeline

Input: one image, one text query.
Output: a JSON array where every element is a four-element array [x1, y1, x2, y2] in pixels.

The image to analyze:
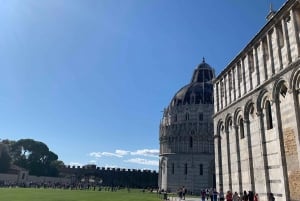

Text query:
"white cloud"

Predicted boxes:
[[69, 162, 83, 167], [89, 151, 124, 158], [130, 149, 159, 157], [102, 152, 123, 158], [89, 152, 102, 158], [116, 149, 130, 156], [125, 158, 159, 166]]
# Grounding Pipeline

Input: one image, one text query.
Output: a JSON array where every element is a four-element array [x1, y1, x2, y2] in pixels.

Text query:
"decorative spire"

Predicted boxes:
[[266, 2, 276, 21], [202, 57, 205, 63], [269, 2, 274, 13]]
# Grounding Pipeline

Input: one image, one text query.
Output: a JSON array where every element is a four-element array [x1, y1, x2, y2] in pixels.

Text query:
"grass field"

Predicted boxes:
[[0, 188, 163, 201]]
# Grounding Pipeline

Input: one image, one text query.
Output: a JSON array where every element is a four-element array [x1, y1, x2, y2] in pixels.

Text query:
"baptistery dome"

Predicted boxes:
[[171, 59, 215, 106], [159, 58, 215, 194]]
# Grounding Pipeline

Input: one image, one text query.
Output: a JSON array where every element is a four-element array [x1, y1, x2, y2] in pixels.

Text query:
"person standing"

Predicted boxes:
[[210, 188, 214, 201], [213, 189, 218, 201], [182, 186, 186, 200], [254, 193, 259, 201], [268, 193, 275, 201], [242, 190, 248, 201], [219, 189, 225, 201], [233, 192, 240, 201], [226, 191, 233, 201], [201, 189, 206, 201]]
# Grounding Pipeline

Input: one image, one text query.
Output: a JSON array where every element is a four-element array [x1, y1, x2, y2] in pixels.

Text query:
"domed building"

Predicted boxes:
[[159, 59, 215, 194]]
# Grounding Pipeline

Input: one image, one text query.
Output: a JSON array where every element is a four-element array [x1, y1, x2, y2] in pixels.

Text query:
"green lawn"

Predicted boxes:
[[0, 188, 162, 201]]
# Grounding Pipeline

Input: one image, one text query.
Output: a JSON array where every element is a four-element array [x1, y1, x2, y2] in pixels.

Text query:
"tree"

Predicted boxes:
[[0, 142, 12, 173], [10, 139, 63, 177]]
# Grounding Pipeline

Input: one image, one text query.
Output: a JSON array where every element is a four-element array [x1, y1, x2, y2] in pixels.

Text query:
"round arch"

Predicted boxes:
[[224, 114, 233, 133], [256, 89, 270, 113]]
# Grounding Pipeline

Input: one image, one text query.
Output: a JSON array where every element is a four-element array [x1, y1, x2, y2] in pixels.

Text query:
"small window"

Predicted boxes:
[[184, 163, 188, 175], [199, 164, 203, 175], [185, 113, 189, 121], [199, 113, 203, 121], [266, 100, 273, 130], [189, 136, 193, 148], [280, 85, 287, 98], [239, 118, 245, 139], [172, 163, 175, 175]]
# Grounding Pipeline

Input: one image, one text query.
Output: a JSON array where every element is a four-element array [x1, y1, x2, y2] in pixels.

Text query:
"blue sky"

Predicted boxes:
[[0, 0, 285, 171]]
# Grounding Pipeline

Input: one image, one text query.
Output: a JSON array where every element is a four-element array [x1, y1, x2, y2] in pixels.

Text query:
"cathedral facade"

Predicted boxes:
[[159, 60, 215, 194], [213, 1, 300, 201]]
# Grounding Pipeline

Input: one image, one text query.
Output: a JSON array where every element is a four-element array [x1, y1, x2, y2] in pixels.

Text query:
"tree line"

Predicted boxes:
[[0, 139, 64, 177]]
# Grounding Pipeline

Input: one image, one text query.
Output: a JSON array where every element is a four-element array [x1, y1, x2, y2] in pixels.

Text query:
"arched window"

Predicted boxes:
[[189, 136, 193, 148], [280, 84, 287, 98], [266, 100, 273, 129], [239, 118, 245, 139], [199, 164, 203, 175], [185, 113, 189, 121], [172, 163, 175, 175]]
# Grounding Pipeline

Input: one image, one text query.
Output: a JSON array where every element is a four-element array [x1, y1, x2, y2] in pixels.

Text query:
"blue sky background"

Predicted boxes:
[[0, 0, 285, 171]]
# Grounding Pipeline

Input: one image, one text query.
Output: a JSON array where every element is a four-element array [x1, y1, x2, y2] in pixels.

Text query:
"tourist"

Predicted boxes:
[[268, 193, 275, 201], [210, 188, 214, 201], [219, 189, 225, 201], [213, 189, 218, 201], [242, 190, 248, 201], [226, 190, 233, 201], [233, 192, 240, 201], [182, 186, 186, 200], [206, 188, 210, 200], [201, 189, 206, 201], [177, 187, 182, 200], [254, 193, 259, 201], [248, 191, 254, 201]]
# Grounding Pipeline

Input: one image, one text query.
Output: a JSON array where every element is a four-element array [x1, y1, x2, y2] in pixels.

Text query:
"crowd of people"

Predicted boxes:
[[175, 187, 276, 201]]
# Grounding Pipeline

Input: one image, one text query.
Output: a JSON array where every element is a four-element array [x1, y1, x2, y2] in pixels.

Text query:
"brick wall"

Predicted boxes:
[[288, 170, 300, 201], [283, 128, 297, 157]]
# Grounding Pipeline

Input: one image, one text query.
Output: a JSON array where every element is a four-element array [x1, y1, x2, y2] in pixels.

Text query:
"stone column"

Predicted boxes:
[[274, 95, 290, 201], [225, 128, 232, 191], [256, 110, 270, 198], [244, 118, 255, 192], [234, 124, 242, 194], [254, 45, 260, 86], [214, 134, 223, 192]]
